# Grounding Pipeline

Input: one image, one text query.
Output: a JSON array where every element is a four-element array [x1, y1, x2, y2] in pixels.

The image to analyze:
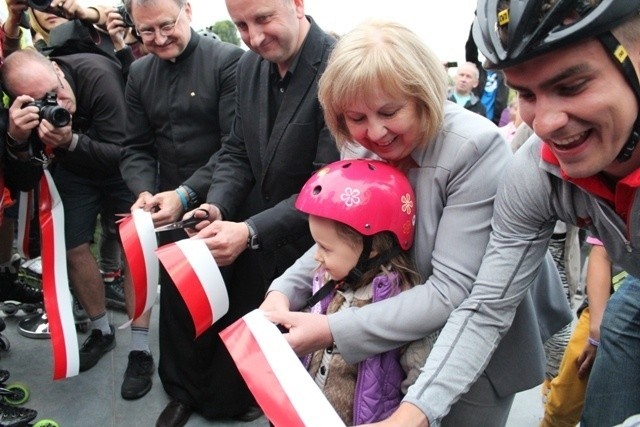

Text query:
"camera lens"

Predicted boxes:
[[28, 0, 53, 11], [40, 105, 71, 127]]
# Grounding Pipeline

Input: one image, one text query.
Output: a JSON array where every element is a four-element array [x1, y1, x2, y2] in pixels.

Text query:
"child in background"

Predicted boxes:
[[498, 97, 522, 146], [541, 236, 627, 427], [294, 159, 434, 425]]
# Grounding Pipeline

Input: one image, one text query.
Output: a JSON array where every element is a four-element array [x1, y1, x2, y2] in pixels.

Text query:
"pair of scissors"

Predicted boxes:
[[154, 209, 210, 232]]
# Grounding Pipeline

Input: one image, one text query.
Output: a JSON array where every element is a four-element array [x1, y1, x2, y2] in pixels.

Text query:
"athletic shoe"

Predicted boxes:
[[103, 271, 126, 311], [0, 401, 37, 426], [79, 325, 116, 372], [21, 256, 42, 279], [121, 351, 155, 400], [0, 255, 42, 305]]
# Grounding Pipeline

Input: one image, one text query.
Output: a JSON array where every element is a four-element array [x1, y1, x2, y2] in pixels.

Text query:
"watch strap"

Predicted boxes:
[[6, 132, 30, 152], [245, 221, 260, 250]]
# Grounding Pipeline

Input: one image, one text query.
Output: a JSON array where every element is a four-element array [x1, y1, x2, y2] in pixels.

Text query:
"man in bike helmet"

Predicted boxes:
[[406, 2, 640, 427]]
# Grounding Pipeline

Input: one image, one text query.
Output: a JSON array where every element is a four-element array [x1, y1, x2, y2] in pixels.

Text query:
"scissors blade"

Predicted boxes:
[[154, 222, 185, 232], [153, 209, 210, 232]]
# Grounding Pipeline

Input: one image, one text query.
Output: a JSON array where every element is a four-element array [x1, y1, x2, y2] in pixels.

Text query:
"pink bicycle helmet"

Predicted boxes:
[[296, 159, 416, 250]]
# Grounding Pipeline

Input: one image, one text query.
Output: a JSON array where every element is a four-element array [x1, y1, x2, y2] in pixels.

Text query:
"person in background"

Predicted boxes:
[[105, 5, 147, 80], [447, 61, 486, 117], [2, 0, 108, 55], [0, 12, 43, 311], [542, 236, 626, 427], [498, 97, 522, 145], [465, 22, 509, 125]]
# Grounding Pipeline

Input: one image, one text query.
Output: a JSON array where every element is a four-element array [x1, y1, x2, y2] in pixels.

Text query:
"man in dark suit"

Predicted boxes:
[[118, 0, 242, 423], [188, 0, 339, 419]]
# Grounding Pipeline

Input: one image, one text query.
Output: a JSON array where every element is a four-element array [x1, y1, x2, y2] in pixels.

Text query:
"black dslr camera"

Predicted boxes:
[[27, 0, 52, 11], [116, 5, 135, 28], [27, 0, 70, 18], [26, 92, 71, 128]]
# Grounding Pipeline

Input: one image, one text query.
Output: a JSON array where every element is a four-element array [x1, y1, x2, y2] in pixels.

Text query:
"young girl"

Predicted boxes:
[[295, 159, 434, 425]]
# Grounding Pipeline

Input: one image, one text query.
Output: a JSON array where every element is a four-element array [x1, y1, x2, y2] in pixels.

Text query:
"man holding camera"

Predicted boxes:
[[1, 47, 134, 372]]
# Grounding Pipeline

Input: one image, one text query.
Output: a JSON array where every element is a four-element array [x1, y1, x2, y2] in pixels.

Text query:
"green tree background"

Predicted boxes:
[[207, 20, 240, 46]]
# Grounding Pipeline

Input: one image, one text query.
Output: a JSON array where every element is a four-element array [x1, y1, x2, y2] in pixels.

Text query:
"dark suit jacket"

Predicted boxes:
[[121, 31, 243, 199], [207, 17, 340, 285]]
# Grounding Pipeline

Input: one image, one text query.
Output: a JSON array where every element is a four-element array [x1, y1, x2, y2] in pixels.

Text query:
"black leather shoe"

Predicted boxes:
[[156, 400, 192, 427]]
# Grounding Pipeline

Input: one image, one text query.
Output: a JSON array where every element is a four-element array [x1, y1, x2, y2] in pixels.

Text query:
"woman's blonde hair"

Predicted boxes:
[[318, 20, 448, 152], [28, 8, 51, 44]]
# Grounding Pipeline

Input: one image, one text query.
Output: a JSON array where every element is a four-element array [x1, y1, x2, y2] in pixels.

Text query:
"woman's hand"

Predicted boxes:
[[259, 291, 291, 313], [266, 311, 332, 356], [359, 403, 429, 427]]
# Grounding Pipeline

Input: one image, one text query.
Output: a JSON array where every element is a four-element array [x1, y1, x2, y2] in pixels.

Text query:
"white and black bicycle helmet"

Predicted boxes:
[[473, 0, 640, 68], [473, 0, 640, 161]]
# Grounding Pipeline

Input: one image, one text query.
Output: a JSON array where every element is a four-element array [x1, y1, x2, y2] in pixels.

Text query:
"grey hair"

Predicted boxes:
[[124, 0, 186, 16]]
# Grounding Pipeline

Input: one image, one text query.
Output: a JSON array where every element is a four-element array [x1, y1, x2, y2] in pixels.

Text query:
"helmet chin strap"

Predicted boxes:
[[305, 236, 401, 309], [598, 32, 640, 162], [343, 236, 401, 286]]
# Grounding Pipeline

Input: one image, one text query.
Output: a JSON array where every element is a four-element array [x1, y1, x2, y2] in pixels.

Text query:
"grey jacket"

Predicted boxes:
[[404, 134, 640, 423], [269, 102, 572, 423]]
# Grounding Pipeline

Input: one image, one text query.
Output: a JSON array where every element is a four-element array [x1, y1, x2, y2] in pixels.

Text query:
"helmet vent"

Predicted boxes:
[[312, 185, 322, 195]]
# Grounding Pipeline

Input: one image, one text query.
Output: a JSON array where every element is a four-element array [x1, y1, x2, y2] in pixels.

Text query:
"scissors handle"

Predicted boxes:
[[154, 208, 211, 232], [181, 208, 210, 229]]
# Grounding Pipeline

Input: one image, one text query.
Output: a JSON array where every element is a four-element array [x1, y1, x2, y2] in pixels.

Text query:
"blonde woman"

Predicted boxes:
[[265, 19, 569, 426]]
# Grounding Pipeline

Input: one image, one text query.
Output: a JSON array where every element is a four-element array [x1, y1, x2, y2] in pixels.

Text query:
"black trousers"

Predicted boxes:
[[157, 230, 262, 418]]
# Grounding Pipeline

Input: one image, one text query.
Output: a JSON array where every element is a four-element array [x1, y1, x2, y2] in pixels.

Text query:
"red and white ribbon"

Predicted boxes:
[[39, 170, 79, 380], [16, 191, 34, 259], [155, 239, 228, 338], [220, 309, 344, 427], [118, 209, 158, 327]]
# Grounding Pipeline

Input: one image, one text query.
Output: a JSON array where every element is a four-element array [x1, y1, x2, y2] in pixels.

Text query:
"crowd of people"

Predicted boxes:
[[0, 0, 637, 426]]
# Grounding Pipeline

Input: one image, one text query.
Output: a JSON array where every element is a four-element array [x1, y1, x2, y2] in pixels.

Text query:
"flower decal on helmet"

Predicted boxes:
[[340, 187, 361, 207], [401, 193, 414, 215]]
